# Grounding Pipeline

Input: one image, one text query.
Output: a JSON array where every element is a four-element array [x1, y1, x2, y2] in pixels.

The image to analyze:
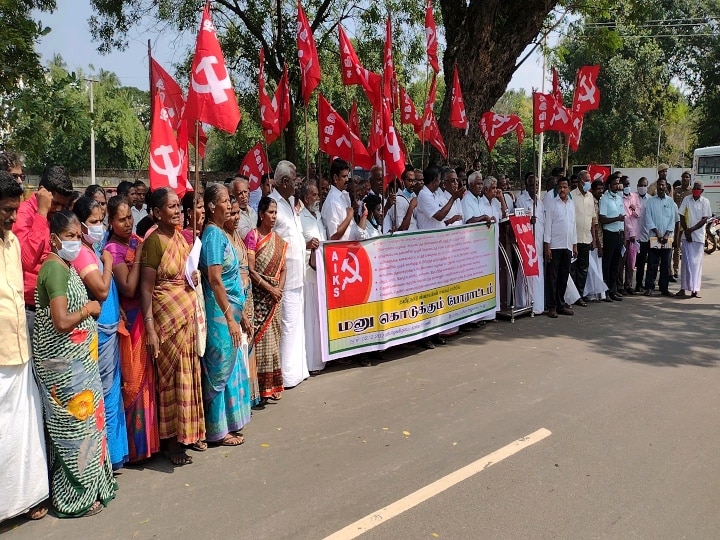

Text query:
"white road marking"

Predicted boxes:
[[323, 428, 552, 540]]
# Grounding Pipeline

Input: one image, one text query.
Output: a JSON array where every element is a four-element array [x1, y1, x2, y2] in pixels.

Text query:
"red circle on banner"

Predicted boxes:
[[323, 244, 373, 310]]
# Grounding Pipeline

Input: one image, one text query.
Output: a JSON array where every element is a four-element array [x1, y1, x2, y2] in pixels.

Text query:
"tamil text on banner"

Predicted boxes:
[[509, 213, 539, 277], [316, 224, 499, 362]]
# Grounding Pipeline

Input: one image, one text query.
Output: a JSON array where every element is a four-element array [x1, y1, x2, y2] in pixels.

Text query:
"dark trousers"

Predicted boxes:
[[645, 248, 671, 293], [571, 242, 591, 297], [545, 248, 571, 310], [602, 230, 622, 294], [635, 241, 650, 289]]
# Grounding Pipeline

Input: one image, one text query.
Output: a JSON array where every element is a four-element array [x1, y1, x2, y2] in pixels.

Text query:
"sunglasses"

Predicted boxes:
[[11, 173, 26, 182]]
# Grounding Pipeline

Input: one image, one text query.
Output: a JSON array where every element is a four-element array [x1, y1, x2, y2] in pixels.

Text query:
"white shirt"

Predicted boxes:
[[237, 206, 258, 241], [679, 195, 712, 243], [477, 194, 503, 222], [416, 186, 447, 230], [385, 190, 417, 233], [131, 205, 148, 233], [503, 192, 515, 214], [636, 193, 651, 242], [439, 189, 465, 227], [544, 193, 577, 250], [269, 189, 306, 290], [321, 185, 367, 241], [249, 187, 262, 212], [570, 188, 595, 244]]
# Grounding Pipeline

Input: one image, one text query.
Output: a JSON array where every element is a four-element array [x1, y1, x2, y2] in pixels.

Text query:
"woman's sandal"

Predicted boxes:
[[218, 433, 245, 446], [82, 501, 103, 518], [188, 440, 208, 452], [164, 450, 193, 466], [270, 393, 282, 401]]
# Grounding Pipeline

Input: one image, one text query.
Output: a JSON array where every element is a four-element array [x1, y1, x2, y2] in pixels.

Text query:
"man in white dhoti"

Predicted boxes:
[[0, 173, 49, 523], [515, 174, 545, 314], [299, 180, 325, 374], [269, 161, 309, 388], [677, 181, 712, 298]]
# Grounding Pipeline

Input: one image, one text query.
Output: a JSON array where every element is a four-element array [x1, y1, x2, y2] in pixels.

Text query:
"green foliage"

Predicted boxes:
[[3, 56, 149, 171]]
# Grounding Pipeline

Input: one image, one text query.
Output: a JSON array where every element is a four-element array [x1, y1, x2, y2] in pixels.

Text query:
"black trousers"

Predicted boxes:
[[571, 242, 591, 298], [545, 248, 571, 310], [635, 241, 650, 289], [645, 248, 671, 293], [602, 230, 622, 294]]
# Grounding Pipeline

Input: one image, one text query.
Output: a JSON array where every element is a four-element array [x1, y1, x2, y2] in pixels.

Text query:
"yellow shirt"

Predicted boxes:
[[0, 230, 29, 364], [571, 188, 596, 245]]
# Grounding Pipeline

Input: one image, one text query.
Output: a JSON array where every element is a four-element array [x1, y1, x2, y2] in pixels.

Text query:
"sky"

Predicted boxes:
[[34, 2, 550, 94]]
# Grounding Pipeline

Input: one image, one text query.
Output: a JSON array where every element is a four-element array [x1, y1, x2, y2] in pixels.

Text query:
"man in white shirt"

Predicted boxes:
[[384, 167, 418, 233], [416, 166, 465, 230], [231, 176, 257, 241], [599, 173, 626, 301], [462, 172, 494, 225], [497, 175, 515, 214], [570, 170, 596, 306], [439, 168, 464, 226], [131, 180, 148, 233], [269, 160, 309, 388], [298, 180, 325, 373], [516, 174, 545, 314], [677, 181, 712, 298], [543, 177, 577, 318], [476, 176, 505, 223], [321, 158, 369, 241], [634, 177, 651, 292]]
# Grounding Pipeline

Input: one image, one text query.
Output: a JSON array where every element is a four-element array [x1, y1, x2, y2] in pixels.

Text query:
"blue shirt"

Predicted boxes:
[[645, 195, 678, 238], [599, 190, 626, 232]]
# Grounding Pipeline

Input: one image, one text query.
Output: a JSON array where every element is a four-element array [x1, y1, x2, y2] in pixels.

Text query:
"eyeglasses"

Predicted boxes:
[[11, 173, 26, 182]]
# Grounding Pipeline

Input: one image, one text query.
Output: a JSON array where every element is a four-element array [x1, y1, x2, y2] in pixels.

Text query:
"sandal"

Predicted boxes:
[[218, 433, 245, 446], [270, 393, 282, 401], [82, 501, 103, 517], [26, 504, 48, 520], [188, 440, 208, 452], [164, 450, 193, 466]]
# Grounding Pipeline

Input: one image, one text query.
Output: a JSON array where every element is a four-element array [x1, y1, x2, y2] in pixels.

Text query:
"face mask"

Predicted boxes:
[[692, 189, 703, 198], [402, 188, 413, 198], [57, 240, 82, 262], [83, 223, 105, 244], [583, 181, 591, 192], [623, 187, 631, 195], [637, 186, 648, 196]]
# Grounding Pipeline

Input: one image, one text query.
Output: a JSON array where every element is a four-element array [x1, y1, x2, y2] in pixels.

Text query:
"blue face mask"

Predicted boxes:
[[402, 188, 413, 198], [583, 181, 591, 192], [623, 187, 631, 195]]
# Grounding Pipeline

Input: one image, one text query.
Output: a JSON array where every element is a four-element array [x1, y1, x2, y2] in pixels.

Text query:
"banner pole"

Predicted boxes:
[[304, 103, 310, 178], [193, 120, 200, 240], [343, 86, 354, 170]]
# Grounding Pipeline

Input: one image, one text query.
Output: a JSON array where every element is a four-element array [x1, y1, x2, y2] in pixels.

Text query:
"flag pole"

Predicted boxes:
[[193, 120, 200, 239], [137, 39, 153, 182], [304, 103, 310, 178], [343, 86, 354, 170]]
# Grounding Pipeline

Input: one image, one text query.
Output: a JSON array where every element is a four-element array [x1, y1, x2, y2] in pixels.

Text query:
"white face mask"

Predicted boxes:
[[83, 223, 105, 244], [637, 186, 648, 196], [57, 239, 82, 262]]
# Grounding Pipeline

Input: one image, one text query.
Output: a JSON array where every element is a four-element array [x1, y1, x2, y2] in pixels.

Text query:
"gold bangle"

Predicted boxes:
[[81, 306, 87, 319], [222, 304, 231, 316]]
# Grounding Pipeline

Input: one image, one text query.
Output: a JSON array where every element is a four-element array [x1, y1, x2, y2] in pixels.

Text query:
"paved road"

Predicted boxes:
[[5, 255, 720, 540]]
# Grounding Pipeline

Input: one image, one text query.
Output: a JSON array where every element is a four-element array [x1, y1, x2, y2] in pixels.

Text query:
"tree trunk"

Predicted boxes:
[[438, 0, 556, 165]]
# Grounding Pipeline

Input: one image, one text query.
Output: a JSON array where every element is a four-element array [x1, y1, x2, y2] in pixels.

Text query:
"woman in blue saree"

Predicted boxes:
[[72, 196, 128, 469], [199, 184, 253, 445]]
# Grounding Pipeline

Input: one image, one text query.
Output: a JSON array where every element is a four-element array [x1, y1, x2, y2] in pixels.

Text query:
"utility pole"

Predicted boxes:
[[86, 78, 98, 185]]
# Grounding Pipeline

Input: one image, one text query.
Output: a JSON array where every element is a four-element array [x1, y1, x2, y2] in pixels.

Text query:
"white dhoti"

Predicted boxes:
[[680, 238, 704, 292], [280, 286, 309, 388], [516, 244, 545, 314], [564, 274, 582, 305], [584, 250, 608, 300], [303, 272, 325, 372], [0, 362, 49, 521]]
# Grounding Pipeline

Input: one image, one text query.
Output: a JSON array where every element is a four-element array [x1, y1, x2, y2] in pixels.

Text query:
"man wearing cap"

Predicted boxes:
[[671, 171, 692, 280], [648, 163, 672, 197]]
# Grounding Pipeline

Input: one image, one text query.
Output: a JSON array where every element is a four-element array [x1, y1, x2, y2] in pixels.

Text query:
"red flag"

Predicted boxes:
[[150, 58, 185, 130], [449, 65, 468, 130], [509, 215, 539, 277], [425, 116, 447, 158], [569, 113, 583, 152], [273, 63, 291, 133], [318, 94, 372, 167], [259, 48, 280, 144], [425, 0, 439, 73], [479, 112, 524, 152], [533, 92, 573, 135], [383, 17, 397, 109], [399, 86, 421, 129], [185, 3, 241, 133], [338, 26, 383, 111], [238, 141, 270, 192], [551, 67, 563, 104], [348, 100, 360, 138], [382, 101, 406, 186], [150, 94, 191, 198], [588, 164, 611, 182], [297, 1, 321, 105], [419, 73, 438, 137], [367, 106, 384, 157], [572, 65, 601, 115]]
